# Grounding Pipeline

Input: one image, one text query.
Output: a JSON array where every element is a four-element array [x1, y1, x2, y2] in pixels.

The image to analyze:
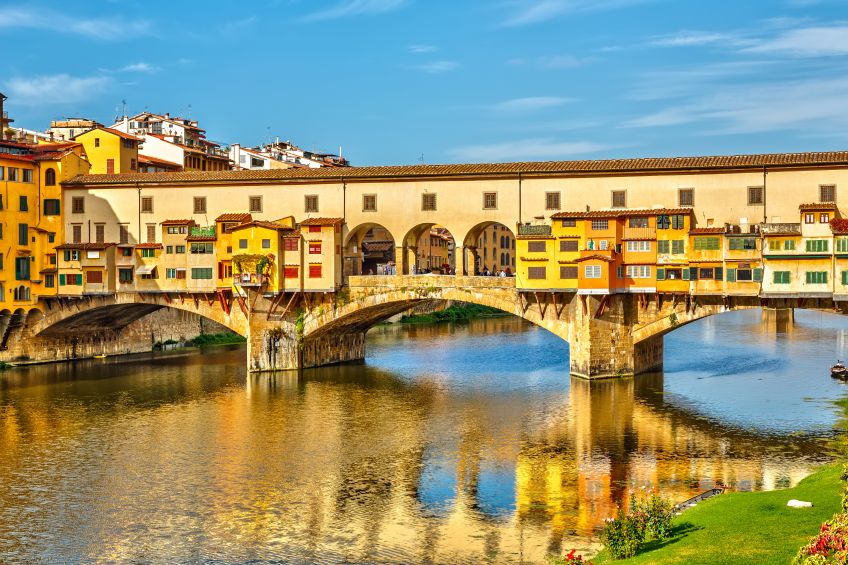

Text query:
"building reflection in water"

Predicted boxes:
[[0, 312, 839, 563]]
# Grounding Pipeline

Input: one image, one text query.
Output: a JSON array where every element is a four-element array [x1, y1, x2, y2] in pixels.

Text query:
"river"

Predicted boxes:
[[0, 309, 845, 563]]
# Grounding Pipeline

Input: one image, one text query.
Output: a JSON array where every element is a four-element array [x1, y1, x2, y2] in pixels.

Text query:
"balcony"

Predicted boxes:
[[622, 226, 655, 240], [190, 226, 216, 237], [760, 223, 801, 235], [518, 224, 552, 236]]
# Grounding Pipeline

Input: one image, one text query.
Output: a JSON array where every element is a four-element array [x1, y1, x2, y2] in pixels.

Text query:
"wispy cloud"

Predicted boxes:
[[448, 138, 611, 162], [508, 54, 594, 69], [119, 62, 160, 74], [0, 6, 151, 40], [412, 60, 460, 73], [5, 74, 111, 106], [499, 0, 653, 27], [409, 44, 437, 53], [650, 30, 749, 47], [303, 0, 407, 21], [742, 25, 848, 57], [491, 96, 575, 115]]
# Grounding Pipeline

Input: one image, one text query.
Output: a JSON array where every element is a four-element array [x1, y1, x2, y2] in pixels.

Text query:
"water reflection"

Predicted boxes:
[[0, 310, 843, 562]]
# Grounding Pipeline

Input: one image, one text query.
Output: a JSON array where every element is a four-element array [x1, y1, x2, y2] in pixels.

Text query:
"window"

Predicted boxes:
[[560, 218, 576, 227], [175, 245, 185, 254], [821, 184, 836, 203], [611, 190, 626, 208], [262, 239, 271, 249], [657, 240, 669, 254], [119, 268, 133, 283], [22, 169, 32, 183], [284, 238, 299, 251], [748, 186, 763, 205], [167, 226, 188, 235], [657, 215, 670, 230], [626, 265, 651, 278], [141, 196, 153, 213], [71, 224, 81, 243], [616, 265, 625, 279], [785, 240, 796, 251], [559, 240, 578, 252], [584, 265, 601, 279], [626, 241, 650, 252], [239, 239, 248, 249], [527, 241, 546, 252], [95, 224, 105, 243], [309, 242, 322, 254], [483, 192, 497, 210], [120, 247, 132, 257], [190, 243, 214, 254], [106, 159, 114, 174], [18, 224, 27, 246], [14, 257, 30, 281], [544, 192, 561, 210], [166, 245, 173, 254], [63, 250, 80, 261], [599, 240, 609, 250], [86, 270, 103, 284], [305, 194, 319, 213], [146, 224, 156, 243], [0, 167, 3, 180], [694, 237, 720, 250], [44, 274, 54, 288], [140, 248, 156, 258], [806, 239, 829, 252], [43, 199, 60, 215], [698, 268, 714, 280], [805, 213, 815, 224], [309, 264, 322, 278], [250, 156, 264, 168], [838, 238, 848, 253], [528, 267, 546, 279], [130, 158, 137, 171], [86, 250, 100, 259], [737, 268, 754, 281], [18, 196, 27, 212], [678, 188, 694, 207], [728, 237, 757, 250], [821, 213, 830, 224], [422, 193, 436, 211], [8, 168, 17, 182], [672, 240, 684, 254], [308, 225, 321, 233], [591, 219, 609, 230], [191, 268, 213, 280], [249, 196, 262, 213], [193, 197, 207, 214], [773, 271, 791, 284], [671, 215, 685, 229], [628, 217, 648, 228], [72, 197, 85, 214], [559, 266, 577, 279], [165, 268, 186, 280], [44, 168, 56, 186], [806, 271, 828, 284], [363, 194, 377, 212], [284, 266, 299, 278], [94, 138, 100, 148]]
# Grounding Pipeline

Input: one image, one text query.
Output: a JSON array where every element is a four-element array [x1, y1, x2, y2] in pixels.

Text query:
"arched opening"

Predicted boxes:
[[344, 223, 398, 276], [13, 286, 30, 302], [462, 222, 517, 276], [401, 224, 456, 274], [44, 168, 56, 186]]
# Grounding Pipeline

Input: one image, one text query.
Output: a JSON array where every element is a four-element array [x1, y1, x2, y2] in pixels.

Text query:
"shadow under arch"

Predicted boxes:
[[343, 222, 398, 276], [400, 223, 457, 275], [461, 221, 516, 276]]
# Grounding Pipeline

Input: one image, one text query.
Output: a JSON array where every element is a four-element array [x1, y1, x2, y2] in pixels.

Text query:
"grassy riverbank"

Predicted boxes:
[[591, 464, 841, 564], [189, 332, 246, 346], [399, 303, 507, 324]]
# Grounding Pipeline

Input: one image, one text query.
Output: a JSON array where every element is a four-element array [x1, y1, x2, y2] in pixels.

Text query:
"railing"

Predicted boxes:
[[518, 224, 552, 236], [190, 226, 216, 237], [760, 222, 801, 235], [348, 274, 516, 289]]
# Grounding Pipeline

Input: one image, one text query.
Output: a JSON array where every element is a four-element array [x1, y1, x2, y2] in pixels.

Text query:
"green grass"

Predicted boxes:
[[188, 332, 247, 346], [399, 303, 507, 324], [592, 464, 842, 564]]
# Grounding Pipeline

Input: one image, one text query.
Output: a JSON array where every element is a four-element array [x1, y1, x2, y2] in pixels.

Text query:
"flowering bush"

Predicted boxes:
[[547, 549, 594, 564], [794, 515, 848, 564], [630, 491, 675, 541], [601, 513, 646, 560]]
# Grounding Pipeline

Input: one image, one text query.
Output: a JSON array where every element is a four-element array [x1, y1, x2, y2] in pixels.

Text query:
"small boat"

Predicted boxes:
[[832, 361, 848, 379], [93, 354, 107, 359]]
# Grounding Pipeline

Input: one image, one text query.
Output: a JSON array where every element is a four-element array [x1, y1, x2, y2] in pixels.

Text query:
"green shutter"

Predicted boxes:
[[689, 267, 698, 280], [753, 268, 763, 282], [672, 240, 684, 254], [842, 271, 848, 285], [657, 240, 669, 254], [715, 267, 723, 281], [59, 274, 65, 286], [727, 269, 737, 282], [682, 268, 690, 281], [656, 268, 666, 281], [805, 240, 813, 252], [786, 240, 795, 250]]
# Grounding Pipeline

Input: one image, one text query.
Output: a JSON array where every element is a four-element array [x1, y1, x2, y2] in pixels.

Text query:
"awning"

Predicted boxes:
[[136, 265, 156, 275]]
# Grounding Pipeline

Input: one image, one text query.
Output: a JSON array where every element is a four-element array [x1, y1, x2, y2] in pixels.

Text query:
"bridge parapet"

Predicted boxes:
[[348, 274, 516, 290]]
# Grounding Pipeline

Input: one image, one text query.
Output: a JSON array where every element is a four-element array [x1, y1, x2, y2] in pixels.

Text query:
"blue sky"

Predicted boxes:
[[2, 0, 848, 165]]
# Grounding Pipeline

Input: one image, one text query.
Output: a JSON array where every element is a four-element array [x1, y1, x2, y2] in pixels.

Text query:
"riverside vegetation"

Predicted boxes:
[[399, 303, 506, 324]]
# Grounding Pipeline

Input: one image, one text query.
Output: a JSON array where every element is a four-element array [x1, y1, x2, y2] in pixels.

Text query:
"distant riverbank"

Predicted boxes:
[[397, 303, 508, 324]]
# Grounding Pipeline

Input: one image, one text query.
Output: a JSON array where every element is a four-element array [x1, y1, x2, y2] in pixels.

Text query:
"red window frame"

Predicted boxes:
[[309, 265, 322, 278]]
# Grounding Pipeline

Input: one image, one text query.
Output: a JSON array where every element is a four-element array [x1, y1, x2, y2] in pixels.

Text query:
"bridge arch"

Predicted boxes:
[[401, 223, 457, 274], [343, 222, 399, 276], [460, 221, 517, 276]]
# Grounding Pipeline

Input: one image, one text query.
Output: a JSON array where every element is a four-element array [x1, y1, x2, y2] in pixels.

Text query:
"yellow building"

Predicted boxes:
[[73, 127, 141, 174]]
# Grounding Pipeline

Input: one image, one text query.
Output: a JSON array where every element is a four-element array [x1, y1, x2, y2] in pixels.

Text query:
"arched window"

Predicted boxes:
[[13, 286, 29, 301], [44, 168, 56, 186]]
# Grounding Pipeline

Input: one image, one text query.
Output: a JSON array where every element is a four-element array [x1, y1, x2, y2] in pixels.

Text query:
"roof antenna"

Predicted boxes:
[[419, 152, 425, 164]]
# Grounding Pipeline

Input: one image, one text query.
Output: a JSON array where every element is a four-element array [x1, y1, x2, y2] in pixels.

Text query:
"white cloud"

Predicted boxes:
[[5, 74, 111, 106], [303, 0, 407, 21], [650, 31, 746, 47], [120, 62, 160, 73], [0, 6, 151, 40], [409, 44, 437, 53], [413, 61, 460, 73], [448, 138, 611, 162], [499, 0, 653, 27], [491, 96, 575, 114], [742, 25, 848, 57]]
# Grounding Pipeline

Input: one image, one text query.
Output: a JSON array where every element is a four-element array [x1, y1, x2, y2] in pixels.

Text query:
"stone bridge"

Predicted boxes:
[[3, 275, 837, 378]]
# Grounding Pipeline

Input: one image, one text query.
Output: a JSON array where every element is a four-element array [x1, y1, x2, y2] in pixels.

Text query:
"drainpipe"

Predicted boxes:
[[762, 166, 767, 224], [518, 171, 522, 226], [136, 182, 141, 245]]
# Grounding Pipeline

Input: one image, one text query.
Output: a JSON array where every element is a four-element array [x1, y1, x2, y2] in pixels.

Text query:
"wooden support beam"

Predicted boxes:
[[580, 294, 588, 316], [551, 292, 560, 320], [594, 294, 609, 319], [534, 292, 548, 318], [267, 292, 287, 320], [193, 294, 199, 309], [279, 292, 299, 320], [217, 290, 230, 315], [520, 293, 531, 314], [235, 295, 249, 318]]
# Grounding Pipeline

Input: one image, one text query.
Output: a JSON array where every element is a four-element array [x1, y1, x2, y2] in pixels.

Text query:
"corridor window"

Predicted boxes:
[[194, 197, 207, 214], [483, 192, 497, 210], [249, 196, 263, 213], [611, 190, 626, 208], [806, 239, 829, 252], [628, 217, 648, 228], [821, 184, 836, 203], [748, 186, 763, 205], [584, 265, 601, 279], [560, 218, 576, 227], [190, 243, 213, 254], [728, 237, 756, 250], [141, 197, 153, 213], [305, 195, 319, 213], [699, 268, 714, 280], [737, 268, 754, 281], [191, 268, 213, 280], [363, 194, 377, 212], [591, 219, 608, 230], [626, 265, 651, 278], [626, 241, 650, 252], [422, 193, 437, 211], [694, 237, 720, 250], [678, 188, 694, 207], [545, 192, 561, 210]]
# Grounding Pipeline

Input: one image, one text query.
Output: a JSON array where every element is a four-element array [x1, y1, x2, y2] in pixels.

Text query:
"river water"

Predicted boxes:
[[0, 309, 846, 563]]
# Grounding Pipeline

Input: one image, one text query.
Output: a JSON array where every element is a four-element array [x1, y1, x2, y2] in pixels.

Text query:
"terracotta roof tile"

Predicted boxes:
[[63, 150, 848, 186], [230, 220, 294, 232], [55, 242, 116, 250], [216, 212, 252, 222], [574, 254, 615, 263], [799, 202, 838, 211], [161, 219, 195, 225], [135, 243, 163, 249], [689, 227, 726, 234], [186, 235, 217, 242], [298, 217, 344, 226], [551, 207, 693, 219]]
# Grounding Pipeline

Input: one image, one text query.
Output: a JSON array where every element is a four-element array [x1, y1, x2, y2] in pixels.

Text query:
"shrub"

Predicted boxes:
[[631, 491, 675, 541], [547, 549, 593, 564], [600, 513, 646, 560], [794, 514, 848, 564]]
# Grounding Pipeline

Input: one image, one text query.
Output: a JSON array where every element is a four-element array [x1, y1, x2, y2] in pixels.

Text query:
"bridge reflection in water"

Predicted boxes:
[[0, 312, 841, 563]]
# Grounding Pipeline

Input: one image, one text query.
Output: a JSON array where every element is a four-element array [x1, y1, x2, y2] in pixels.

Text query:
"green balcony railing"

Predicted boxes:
[[190, 226, 216, 237]]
